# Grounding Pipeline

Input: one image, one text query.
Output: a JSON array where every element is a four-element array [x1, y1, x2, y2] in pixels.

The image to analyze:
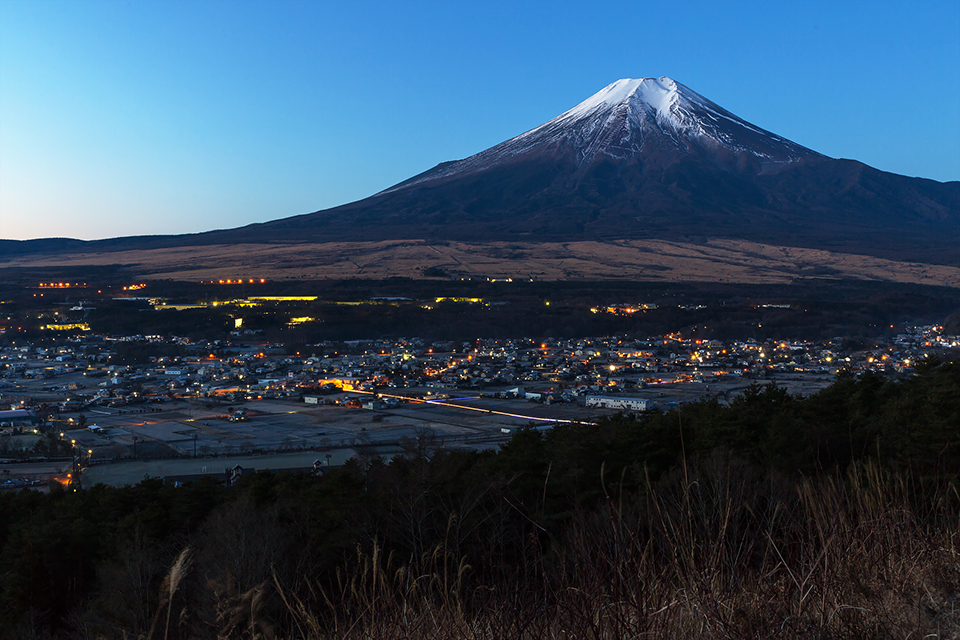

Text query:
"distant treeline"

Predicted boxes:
[[4, 277, 960, 343], [1, 360, 958, 638]]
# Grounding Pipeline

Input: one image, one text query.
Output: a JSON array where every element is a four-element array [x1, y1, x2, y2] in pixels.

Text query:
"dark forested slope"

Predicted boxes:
[[2, 361, 958, 638]]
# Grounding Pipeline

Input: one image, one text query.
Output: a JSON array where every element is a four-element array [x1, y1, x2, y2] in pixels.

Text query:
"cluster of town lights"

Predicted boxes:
[[199, 279, 267, 284], [590, 304, 658, 314], [38, 282, 87, 288]]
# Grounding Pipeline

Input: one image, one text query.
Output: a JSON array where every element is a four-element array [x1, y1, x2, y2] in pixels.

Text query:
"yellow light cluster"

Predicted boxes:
[[153, 300, 264, 310], [287, 317, 316, 326], [316, 379, 353, 391], [39, 282, 87, 289], [154, 304, 208, 310], [435, 297, 483, 303], [591, 304, 656, 314], [248, 296, 318, 302], [44, 323, 91, 331], [123, 284, 147, 291]]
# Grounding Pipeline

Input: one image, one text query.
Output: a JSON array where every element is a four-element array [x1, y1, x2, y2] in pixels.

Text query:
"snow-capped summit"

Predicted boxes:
[[550, 76, 814, 156], [384, 77, 824, 193], [559, 77, 682, 122]]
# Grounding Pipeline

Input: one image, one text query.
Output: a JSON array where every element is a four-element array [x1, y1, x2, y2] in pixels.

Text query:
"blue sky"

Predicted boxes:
[[1, 0, 958, 241]]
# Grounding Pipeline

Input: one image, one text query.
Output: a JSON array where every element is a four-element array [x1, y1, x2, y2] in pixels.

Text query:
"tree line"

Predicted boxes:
[[1, 360, 958, 638]]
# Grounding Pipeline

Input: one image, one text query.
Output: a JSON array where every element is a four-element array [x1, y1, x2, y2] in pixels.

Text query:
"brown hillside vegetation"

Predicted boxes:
[[2, 238, 959, 287], [282, 462, 960, 640]]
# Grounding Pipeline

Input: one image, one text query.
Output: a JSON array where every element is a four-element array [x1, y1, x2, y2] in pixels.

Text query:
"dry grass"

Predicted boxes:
[[4, 239, 959, 287], [146, 547, 192, 640], [278, 459, 960, 639]]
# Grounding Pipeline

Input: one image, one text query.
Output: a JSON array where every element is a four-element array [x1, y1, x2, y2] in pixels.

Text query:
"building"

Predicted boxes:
[[585, 395, 647, 411], [0, 409, 38, 428]]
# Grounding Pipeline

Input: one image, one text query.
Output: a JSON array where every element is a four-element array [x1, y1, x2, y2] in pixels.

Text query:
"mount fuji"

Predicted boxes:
[[224, 76, 957, 265], [386, 77, 823, 190], [2, 77, 959, 282]]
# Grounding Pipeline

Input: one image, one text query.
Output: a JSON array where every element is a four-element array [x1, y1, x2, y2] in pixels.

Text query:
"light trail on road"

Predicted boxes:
[[349, 389, 596, 426]]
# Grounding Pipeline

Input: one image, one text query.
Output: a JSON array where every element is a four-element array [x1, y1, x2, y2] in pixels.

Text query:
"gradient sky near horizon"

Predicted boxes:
[[1, 0, 958, 241]]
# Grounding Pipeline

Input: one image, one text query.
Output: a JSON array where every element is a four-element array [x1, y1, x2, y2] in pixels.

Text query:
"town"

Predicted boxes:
[[2, 281, 956, 490]]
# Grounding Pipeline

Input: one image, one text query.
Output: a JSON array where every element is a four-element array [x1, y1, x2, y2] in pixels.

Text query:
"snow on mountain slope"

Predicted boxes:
[[384, 77, 826, 194]]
